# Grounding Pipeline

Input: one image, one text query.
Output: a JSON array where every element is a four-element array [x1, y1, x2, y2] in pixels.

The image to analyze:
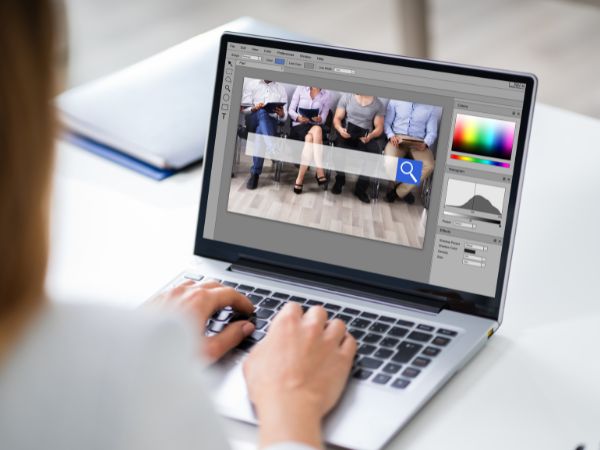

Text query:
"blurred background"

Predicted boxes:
[[63, 0, 600, 118]]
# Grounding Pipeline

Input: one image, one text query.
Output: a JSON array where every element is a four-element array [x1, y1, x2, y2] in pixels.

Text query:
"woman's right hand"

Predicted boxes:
[[297, 115, 309, 124], [243, 303, 357, 449]]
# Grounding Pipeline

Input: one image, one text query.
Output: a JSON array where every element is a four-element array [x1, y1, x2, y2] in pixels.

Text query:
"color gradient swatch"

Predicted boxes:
[[450, 154, 510, 168], [452, 114, 515, 161]]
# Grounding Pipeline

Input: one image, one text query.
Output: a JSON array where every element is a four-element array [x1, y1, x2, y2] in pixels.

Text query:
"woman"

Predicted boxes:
[[331, 94, 385, 203], [0, 3, 356, 450], [287, 86, 331, 194]]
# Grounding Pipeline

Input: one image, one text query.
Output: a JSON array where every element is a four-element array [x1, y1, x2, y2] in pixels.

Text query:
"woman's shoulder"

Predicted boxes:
[[3, 302, 198, 384], [0, 302, 208, 449]]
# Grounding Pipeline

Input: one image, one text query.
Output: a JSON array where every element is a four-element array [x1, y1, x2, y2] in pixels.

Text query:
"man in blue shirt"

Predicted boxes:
[[383, 100, 442, 203]]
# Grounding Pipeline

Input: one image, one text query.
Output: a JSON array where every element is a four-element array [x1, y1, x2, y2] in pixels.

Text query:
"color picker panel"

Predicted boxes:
[[452, 114, 515, 161]]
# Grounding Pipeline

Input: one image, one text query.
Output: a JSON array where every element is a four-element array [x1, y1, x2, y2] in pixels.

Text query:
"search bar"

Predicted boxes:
[[236, 60, 284, 71]]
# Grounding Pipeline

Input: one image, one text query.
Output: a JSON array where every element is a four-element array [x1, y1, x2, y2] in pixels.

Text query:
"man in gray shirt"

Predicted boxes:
[[331, 94, 386, 203]]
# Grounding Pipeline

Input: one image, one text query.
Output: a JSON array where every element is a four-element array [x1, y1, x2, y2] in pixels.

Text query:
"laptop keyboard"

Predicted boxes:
[[181, 272, 459, 390]]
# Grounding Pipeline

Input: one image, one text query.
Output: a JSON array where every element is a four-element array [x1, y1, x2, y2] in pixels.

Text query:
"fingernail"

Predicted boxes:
[[242, 322, 255, 336]]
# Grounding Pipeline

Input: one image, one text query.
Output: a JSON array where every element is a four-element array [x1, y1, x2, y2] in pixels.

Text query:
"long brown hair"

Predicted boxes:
[[0, 1, 58, 345]]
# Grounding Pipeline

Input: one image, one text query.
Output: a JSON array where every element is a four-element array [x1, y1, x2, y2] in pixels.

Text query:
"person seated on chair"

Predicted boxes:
[[241, 79, 288, 190], [288, 86, 331, 194], [331, 93, 385, 203], [383, 100, 441, 204]]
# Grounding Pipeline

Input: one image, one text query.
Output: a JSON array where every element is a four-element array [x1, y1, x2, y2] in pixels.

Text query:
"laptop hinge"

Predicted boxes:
[[229, 257, 447, 314]]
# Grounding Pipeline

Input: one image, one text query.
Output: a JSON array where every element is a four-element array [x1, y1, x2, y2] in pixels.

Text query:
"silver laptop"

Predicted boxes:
[[156, 33, 536, 450]]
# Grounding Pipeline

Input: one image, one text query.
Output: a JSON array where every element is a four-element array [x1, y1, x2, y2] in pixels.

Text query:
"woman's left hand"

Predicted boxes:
[[146, 280, 256, 362], [312, 116, 322, 123]]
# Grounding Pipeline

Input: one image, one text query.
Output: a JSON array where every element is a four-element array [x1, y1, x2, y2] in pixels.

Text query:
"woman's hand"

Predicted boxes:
[[312, 115, 322, 124], [146, 280, 255, 362], [297, 115, 310, 124], [243, 303, 357, 449]]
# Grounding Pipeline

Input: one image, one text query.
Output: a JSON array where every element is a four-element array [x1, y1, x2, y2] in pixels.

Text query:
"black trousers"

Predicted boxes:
[[334, 135, 380, 193]]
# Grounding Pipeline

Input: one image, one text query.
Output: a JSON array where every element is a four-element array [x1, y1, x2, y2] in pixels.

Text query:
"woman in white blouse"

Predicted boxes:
[[0, 2, 357, 450], [288, 86, 332, 194]]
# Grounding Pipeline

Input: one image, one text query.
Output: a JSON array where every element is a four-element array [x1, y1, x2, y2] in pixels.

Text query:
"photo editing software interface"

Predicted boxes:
[[203, 41, 525, 298]]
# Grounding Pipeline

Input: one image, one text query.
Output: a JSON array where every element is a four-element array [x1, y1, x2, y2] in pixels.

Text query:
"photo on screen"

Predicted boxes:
[[227, 77, 443, 250]]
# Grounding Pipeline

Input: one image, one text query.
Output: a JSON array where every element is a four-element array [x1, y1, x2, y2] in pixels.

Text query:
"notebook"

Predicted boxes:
[[57, 17, 310, 178]]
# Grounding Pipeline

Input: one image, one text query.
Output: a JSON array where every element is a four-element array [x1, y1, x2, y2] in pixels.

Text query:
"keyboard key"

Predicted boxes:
[[374, 348, 394, 359], [255, 319, 268, 330], [369, 322, 390, 333], [301, 305, 308, 313], [260, 298, 281, 309], [247, 294, 263, 305], [209, 321, 227, 333], [357, 357, 384, 369], [350, 318, 371, 329], [380, 337, 400, 348], [373, 348, 394, 359], [360, 311, 378, 320], [432, 336, 451, 346], [358, 344, 376, 355], [437, 328, 458, 337], [183, 272, 203, 282], [343, 307, 360, 315], [237, 340, 256, 352], [334, 314, 353, 324], [373, 374, 391, 385], [250, 331, 266, 341], [363, 333, 382, 344], [349, 329, 366, 340], [407, 331, 432, 342], [396, 319, 415, 327], [353, 369, 373, 380], [324, 303, 341, 311], [237, 284, 254, 292], [255, 308, 275, 319], [379, 315, 395, 323], [412, 357, 431, 368], [272, 292, 289, 300], [391, 378, 410, 389], [253, 288, 270, 296], [402, 367, 421, 378], [392, 342, 423, 364], [306, 299, 323, 306], [222, 280, 238, 288], [213, 310, 233, 322], [326, 310, 335, 319], [389, 327, 409, 338], [289, 296, 306, 303], [383, 362, 402, 374], [417, 324, 435, 332], [422, 346, 441, 357]]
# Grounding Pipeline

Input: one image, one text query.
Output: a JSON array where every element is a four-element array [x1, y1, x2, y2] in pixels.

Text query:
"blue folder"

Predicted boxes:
[[64, 133, 176, 181]]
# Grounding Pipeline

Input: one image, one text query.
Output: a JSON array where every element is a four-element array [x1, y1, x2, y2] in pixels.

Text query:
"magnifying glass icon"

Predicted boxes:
[[225, 85, 231, 93], [400, 161, 418, 183]]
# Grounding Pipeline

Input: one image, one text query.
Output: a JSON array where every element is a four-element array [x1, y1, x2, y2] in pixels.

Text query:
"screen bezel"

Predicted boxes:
[[194, 32, 537, 322]]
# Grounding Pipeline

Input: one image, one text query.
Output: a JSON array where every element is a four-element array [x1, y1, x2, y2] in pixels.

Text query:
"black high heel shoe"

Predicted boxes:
[[293, 183, 303, 194], [315, 174, 329, 191]]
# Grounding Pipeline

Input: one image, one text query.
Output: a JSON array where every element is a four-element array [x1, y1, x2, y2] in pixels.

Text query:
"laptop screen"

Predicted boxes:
[[197, 34, 535, 320]]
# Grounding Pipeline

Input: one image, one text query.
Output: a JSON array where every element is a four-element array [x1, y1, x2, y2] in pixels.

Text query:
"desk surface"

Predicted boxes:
[[48, 103, 600, 450]]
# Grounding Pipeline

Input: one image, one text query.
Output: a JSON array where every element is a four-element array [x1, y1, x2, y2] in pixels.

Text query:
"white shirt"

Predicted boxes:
[[0, 303, 316, 450], [241, 79, 288, 121]]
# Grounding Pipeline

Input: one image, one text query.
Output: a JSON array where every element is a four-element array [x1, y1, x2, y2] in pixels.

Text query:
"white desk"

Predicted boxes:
[[48, 103, 600, 449]]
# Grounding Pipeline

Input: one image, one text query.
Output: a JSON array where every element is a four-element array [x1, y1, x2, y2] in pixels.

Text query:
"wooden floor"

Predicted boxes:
[[228, 156, 426, 248]]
